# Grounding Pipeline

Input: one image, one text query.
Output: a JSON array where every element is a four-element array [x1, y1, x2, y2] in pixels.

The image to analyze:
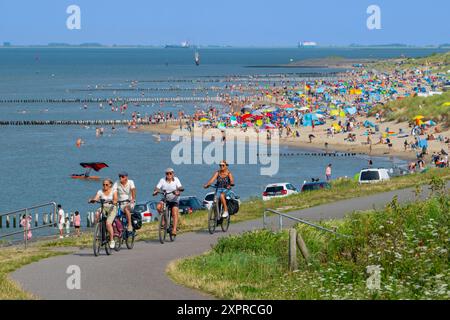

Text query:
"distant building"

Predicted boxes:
[[3, 42, 11, 47], [298, 41, 317, 48]]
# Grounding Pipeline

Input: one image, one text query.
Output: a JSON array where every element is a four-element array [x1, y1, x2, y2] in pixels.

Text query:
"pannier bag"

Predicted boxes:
[[131, 213, 143, 230], [227, 198, 239, 215]]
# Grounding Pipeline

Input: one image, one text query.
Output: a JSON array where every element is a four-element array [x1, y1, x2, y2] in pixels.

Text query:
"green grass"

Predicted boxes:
[[371, 91, 450, 126], [168, 180, 449, 300]]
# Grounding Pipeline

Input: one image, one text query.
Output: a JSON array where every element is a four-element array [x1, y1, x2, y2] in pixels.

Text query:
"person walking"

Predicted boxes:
[[74, 211, 81, 237], [57, 204, 65, 239], [325, 164, 332, 181]]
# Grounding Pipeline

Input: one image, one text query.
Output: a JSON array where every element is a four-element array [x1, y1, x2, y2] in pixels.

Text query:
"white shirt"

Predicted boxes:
[[58, 208, 65, 224], [96, 189, 114, 207], [113, 180, 136, 202], [156, 177, 182, 202]]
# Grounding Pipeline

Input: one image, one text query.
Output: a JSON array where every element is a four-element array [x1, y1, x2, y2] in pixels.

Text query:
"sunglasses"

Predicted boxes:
[[103, 184, 111, 186], [166, 172, 173, 175], [219, 164, 226, 167]]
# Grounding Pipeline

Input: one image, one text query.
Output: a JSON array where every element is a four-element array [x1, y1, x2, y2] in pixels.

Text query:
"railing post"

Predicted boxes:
[[0, 215, 2, 229], [289, 228, 298, 271], [13, 215, 17, 228], [24, 208, 28, 249], [35, 213, 38, 227], [296, 232, 310, 262]]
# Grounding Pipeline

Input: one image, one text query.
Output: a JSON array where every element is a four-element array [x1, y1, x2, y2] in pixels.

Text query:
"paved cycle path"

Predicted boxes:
[[11, 183, 446, 299]]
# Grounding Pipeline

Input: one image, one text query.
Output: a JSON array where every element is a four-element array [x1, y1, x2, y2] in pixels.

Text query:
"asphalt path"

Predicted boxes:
[[11, 182, 447, 300]]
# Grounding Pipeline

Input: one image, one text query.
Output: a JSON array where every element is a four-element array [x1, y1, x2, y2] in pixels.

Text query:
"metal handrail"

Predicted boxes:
[[0, 202, 58, 248], [263, 208, 348, 237]]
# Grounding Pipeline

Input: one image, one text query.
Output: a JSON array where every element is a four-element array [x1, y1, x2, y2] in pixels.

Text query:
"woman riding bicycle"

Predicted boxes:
[[203, 160, 235, 218], [153, 168, 184, 237], [89, 178, 117, 249]]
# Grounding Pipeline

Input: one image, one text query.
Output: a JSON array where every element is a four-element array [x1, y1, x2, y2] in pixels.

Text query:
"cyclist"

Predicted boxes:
[[203, 160, 235, 218], [153, 168, 184, 237], [112, 172, 136, 233], [89, 178, 117, 249]]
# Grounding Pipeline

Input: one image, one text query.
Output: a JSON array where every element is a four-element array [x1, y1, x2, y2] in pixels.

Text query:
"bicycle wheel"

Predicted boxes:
[[221, 213, 230, 232], [169, 213, 175, 242], [159, 210, 168, 244], [114, 235, 121, 251], [102, 221, 112, 256], [208, 204, 217, 234], [126, 231, 135, 249], [93, 222, 101, 256]]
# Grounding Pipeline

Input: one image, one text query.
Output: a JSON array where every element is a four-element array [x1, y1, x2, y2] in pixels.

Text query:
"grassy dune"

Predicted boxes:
[[168, 178, 449, 300], [372, 91, 450, 126]]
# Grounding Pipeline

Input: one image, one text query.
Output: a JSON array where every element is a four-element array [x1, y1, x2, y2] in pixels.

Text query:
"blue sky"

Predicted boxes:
[[0, 0, 448, 46]]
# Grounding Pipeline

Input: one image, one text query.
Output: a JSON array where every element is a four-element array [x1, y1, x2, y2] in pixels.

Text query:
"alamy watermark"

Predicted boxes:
[[170, 127, 280, 176], [367, 5, 382, 30], [66, 265, 81, 290], [66, 5, 81, 30], [366, 265, 381, 291]]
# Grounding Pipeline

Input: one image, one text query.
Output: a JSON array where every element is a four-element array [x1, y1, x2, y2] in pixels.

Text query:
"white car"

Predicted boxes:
[[203, 191, 241, 210], [358, 168, 390, 184], [262, 183, 298, 201]]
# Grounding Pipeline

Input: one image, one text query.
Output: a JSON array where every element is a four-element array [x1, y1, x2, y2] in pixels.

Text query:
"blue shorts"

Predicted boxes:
[[216, 188, 232, 198]]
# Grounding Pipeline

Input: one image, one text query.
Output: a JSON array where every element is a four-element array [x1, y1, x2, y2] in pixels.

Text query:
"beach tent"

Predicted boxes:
[[363, 120, 375, 128], [332, 123, 342, 133], [345, 107, 357, 115]]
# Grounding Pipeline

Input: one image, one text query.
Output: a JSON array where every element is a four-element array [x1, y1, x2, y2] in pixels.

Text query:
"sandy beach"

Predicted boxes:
[[137, 118, 450, 162]]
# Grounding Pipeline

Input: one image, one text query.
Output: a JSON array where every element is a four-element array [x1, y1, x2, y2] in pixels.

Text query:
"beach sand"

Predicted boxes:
[[136, 118, 450, 162]]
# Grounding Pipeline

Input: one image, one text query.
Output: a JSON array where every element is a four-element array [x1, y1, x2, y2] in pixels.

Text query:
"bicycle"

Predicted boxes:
[[207, 185, 232, 234], [90, 199, 113, 256], [113, 200, 135, 251], [156, 191, 177, 244]]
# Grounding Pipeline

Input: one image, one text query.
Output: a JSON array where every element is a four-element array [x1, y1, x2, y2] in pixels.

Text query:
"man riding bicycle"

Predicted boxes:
[[203, 160, 235, 218], [113, 172, 136, 233], [153, 168, 184, 237]]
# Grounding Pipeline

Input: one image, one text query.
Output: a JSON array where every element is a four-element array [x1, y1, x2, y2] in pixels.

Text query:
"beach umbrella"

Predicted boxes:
[[413, 115, 424, 120], [442, 102, 450, 106], [241, 114, 253, 121], [330, 110, 340, 117], [256, 119, 263, 127], [200, 117, 209, 122], [263, 123, 276, 129], [298, 106, 309, 111], [281, 103, 293, 109], [314, 113, 325, 119], [251, 110, 263, 116]]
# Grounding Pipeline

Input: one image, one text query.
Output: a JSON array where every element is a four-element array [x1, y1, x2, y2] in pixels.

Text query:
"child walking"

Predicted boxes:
[[74, 211, 81, 237]]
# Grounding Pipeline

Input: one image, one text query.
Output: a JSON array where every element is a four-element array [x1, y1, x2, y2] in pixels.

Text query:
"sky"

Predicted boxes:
[[0, 0, 449, 46]]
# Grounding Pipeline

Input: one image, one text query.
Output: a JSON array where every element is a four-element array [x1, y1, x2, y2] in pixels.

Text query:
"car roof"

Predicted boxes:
[[303, 181, 329, 185], [265, 182, 291, 187]]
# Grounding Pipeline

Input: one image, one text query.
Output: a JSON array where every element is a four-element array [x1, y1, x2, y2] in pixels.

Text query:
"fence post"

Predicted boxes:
[[0, 215, 2, 228], [43, 213, 48, 225], [35, 213, 39, 227], [296, 232, 310, 262], [289, 228, 298, 272], [13, 215, 17, 228]]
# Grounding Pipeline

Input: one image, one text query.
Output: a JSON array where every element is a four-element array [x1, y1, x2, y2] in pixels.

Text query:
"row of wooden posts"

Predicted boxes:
[[0, 212, 98, 230]]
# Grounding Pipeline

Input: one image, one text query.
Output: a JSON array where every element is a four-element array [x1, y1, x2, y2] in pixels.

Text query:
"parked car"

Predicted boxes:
[[301, 181, 331, 192], [358, 168, 390, 184], [179, 196, 205, 215], [203, 191, 241, 210], [262, 183, 298, 201], [133, 201, 159, 223]]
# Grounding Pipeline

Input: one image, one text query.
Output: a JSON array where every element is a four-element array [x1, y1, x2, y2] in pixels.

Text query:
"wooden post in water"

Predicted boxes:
[[6, 215, 10, 228], [0, 215, 2, 229], [43, 213, 48, 225], [289, 228, 298, 272], [35, 213, 39, 227], [86, 213, 90, 228], [296, 232, 310, 262], [13, 215, 17, 228]]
